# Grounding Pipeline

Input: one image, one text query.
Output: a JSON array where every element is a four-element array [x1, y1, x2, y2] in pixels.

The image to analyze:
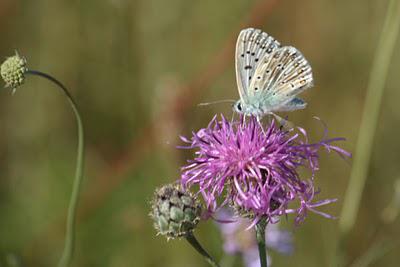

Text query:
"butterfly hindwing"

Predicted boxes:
[[278, 97, 307, 111], [235, 28, 281, 102], [248, 46, 313, 111]]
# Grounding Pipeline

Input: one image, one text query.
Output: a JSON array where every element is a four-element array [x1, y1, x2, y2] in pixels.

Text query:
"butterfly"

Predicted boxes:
[[233, 28, 314, 119]]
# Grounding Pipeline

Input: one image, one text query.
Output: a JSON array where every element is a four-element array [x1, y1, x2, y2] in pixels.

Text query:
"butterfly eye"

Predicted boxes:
[[237, 102, 242, 111]]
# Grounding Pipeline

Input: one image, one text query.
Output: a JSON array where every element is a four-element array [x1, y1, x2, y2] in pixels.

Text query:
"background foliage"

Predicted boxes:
[[0, 0, 399, 266]]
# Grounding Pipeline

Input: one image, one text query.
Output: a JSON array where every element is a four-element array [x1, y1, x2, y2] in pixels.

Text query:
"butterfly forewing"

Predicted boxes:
[[235, 28, 281, 102], [248, 46, 313, 111]]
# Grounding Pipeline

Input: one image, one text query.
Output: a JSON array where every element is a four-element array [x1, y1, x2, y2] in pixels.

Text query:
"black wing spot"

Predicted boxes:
[[249, 76, 252, 80], [257, 76, 261, 79], [244, 65, 252, 70], [246, 51, 251, 54], [255, 58, 259, 62], [241, 54, 245, 57], [251, 52, 255, 56], [255, 87, 258, 91]]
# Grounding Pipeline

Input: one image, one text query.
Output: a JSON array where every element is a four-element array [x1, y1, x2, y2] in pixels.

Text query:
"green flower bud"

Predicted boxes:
[[150, 184, 202, 239], [1, 52, 27, 90]]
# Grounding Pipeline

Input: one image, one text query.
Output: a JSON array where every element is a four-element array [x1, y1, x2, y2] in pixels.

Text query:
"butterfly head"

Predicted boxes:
[[233, 99, 267, 117], [233, 100, 245, 114]]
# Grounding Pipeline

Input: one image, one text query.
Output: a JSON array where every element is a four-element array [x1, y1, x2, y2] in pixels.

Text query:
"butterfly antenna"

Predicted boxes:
[[197, 99, 236, 107]]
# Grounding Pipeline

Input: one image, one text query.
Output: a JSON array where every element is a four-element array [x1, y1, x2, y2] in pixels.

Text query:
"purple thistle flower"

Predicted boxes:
[[180, 115, 350, 225]]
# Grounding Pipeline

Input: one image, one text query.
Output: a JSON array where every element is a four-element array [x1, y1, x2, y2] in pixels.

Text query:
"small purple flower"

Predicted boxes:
[[180, 115, 350, 225], [216, 208, 293, 267]]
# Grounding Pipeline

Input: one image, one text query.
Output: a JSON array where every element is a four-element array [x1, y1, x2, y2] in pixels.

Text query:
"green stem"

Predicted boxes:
[[339, 0, 400, 236], [185, 232, 220, 267], [255, 218, 267, 267], [26, 70, 85, 267]]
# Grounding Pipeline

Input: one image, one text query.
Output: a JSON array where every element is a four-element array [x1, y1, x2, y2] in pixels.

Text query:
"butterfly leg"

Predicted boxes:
[[243, 114, 247, 124], [271, 113, 294, 130], [230, 109, 236, 124], [256, 115, 266, 134]]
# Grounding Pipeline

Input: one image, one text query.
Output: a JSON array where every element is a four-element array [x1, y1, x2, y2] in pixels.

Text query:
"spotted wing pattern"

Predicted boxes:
[[248, 46, 313, 112], [235, 28, 281, 102]]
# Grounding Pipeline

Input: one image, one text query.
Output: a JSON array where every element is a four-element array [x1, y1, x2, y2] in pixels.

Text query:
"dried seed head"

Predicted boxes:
[[150, 183, 202, 239], [1, 52, 27, 90]]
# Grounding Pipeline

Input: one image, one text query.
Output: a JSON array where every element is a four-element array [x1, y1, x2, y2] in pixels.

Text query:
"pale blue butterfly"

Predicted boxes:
[[233, 28, 313, 119]]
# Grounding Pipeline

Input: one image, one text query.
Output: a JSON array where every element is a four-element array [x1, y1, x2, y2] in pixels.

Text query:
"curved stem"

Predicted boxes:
[[26, 70, 85, 267], [255, 218, 268, 267], [185, 232, 220, 267]]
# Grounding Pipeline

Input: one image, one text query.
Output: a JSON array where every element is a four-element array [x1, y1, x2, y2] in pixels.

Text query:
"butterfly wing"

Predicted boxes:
[[235, 28, 281, 103], [248, 46, 313, 112], [278, 97, 307, 111]]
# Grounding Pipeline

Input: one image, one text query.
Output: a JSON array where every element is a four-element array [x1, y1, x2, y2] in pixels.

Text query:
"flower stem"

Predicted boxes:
[[26, 70, 85, 267], [185, 232, 220, 267], [255, 218, 268, 267], [339, 0, 400, 236]]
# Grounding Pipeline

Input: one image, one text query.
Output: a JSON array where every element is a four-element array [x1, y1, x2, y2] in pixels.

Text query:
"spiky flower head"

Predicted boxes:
[[1, 52, 27, 90], [150, 183, 202, 239], [180, 115, 350, 226]]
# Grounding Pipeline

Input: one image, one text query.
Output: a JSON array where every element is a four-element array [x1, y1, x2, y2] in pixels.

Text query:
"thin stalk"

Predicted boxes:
[[26, 70, 85, 267], [185, 232, 220, 267], [255, 218, 267, 267], [339, 0, 400, 236]]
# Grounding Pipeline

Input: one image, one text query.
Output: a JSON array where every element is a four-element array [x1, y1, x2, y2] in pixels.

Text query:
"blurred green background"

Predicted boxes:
[[0, 0, 399, 266]]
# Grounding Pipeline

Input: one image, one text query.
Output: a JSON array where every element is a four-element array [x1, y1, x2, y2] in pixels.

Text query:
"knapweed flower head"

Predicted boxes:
[[180, 115, 350, 225], [150, 183, 202, 239], [1, 52, 27, 90]]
